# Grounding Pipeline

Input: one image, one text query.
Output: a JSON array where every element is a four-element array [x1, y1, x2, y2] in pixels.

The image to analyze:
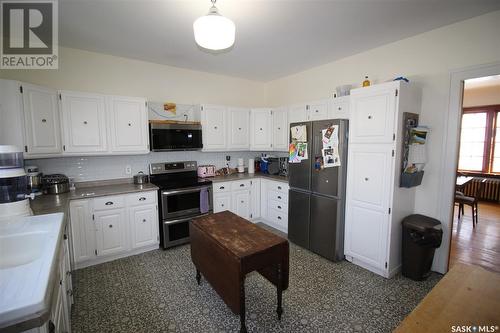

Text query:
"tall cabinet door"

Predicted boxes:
[[273, 107, 288, 151], [69, 199, 95, 264], [201, 105, 227, 151], [344, 144, 394, 270], [250, 108, 273, 150], [350, 84, 398, 144], [94, 208, 127, 257], [129, 204, 158, 249], [60, 91, 108, 153], [109, 96, 148, 153], [21, 83, 62, 155], [232, 190, 250, 219], [227, 108, 250, 150]]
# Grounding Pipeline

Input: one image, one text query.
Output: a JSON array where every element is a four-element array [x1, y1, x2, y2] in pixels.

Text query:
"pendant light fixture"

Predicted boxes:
[[193, 0, 235, 51]]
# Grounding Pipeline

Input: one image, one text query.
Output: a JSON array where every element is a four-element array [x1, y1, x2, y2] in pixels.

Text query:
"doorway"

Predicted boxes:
[[449, 74, 500, 273]]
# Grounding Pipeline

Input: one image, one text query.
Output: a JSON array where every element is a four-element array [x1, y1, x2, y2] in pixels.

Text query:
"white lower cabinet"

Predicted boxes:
[[69, 190, 159, 269], [214, 193, 231, 213], [260, 179, 289, 233], [213, 179, 262, 220], [232, 190, 251, 220]]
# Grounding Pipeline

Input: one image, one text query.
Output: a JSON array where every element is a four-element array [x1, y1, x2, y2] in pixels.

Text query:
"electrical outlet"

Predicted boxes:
[[125, 165, 132, 175]]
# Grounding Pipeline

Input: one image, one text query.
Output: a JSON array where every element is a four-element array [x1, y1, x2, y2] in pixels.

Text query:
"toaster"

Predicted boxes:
[[197, 165, 216, 178]]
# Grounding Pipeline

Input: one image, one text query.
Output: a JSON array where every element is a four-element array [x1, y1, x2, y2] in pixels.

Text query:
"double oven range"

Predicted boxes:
[[150, 161, 213, 249]]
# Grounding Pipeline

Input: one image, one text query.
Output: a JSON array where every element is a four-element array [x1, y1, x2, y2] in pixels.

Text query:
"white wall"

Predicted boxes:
[[463, 84, 500, 107], [265, 10, 500, 273], [0, 47, 267, 107]]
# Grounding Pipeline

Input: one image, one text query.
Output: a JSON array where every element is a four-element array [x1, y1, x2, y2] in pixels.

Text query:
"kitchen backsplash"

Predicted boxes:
[[28, 151, 287, 182]]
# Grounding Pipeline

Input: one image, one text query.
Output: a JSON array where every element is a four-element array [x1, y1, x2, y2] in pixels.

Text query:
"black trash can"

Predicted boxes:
[[402, 214, 443, 281]]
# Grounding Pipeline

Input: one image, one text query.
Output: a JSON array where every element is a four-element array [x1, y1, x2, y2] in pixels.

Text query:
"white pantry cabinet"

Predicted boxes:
[[227, 107, 250, 150], [201, 104, 227, 151], [250, 108, 273, 150], [344, 81, 421, 278], [108, 96, 149, 153], [272, 107, 288, 151], [60, 91, 108, 153], [69, 190, 159, 269], [21, 83, 63, 155]]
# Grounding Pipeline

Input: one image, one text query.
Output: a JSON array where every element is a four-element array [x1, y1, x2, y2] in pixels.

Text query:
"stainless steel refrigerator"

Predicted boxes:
[[288, 119, 348, 262]]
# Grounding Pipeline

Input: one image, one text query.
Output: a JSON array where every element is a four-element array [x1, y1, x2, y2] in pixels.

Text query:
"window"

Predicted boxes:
[[458, 106, 499, 174]]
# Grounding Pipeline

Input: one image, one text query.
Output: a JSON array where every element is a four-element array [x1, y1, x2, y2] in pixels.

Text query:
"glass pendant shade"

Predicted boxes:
[[193, 6, 235, 51]]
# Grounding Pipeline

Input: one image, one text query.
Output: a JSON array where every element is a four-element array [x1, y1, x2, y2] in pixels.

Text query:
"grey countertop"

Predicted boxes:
[[210, 172, 288, 184]]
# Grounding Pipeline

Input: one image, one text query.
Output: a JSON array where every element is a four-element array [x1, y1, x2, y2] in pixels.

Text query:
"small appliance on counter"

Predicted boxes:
[[25, 165, 42, 196], [133, 171, 149, 184], [197, 165, 216, 178], [248, 159, 255, 174], [237, 158, 244, 173], [0, 145, 33, 221], [42, 174, 70, 194], [278, 157, 288, 177], [261, 156, 282, 175]]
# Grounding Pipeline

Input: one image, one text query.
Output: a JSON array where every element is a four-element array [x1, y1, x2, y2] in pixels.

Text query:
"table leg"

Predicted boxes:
[[196, 268, 201, 285], [276, 263, 283, 320], [240, 277, 247, 333]]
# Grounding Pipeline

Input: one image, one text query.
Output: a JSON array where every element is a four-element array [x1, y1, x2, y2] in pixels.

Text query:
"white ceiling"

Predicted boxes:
[[59, 0, 500, 82]]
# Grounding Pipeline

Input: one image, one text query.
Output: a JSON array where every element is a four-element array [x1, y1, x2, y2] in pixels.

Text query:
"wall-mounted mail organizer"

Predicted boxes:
[[400, 112, 427, 188]]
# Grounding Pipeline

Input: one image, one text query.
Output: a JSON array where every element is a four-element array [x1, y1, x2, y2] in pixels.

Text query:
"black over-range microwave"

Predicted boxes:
[[149, 123, 203, 151]]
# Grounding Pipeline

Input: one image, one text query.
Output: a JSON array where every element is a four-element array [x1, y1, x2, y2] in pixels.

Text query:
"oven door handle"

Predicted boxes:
[[161, 186, 211, 196], [163, 213, 211, 225]]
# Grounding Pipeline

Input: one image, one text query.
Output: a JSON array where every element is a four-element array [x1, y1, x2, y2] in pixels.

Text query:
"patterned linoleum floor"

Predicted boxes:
[[71, 243, 441, 333]]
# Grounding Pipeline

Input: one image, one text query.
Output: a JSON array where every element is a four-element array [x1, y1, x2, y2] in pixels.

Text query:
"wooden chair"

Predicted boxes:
[[454, 178, 487, 227]]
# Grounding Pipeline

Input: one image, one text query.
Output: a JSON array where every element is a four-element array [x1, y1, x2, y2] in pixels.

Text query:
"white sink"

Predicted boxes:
[[0, 231, 47, 269], [0, 213, 64, 329]]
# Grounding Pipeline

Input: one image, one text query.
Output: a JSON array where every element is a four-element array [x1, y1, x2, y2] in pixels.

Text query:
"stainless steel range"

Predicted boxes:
[[149, 161, 213, 249]]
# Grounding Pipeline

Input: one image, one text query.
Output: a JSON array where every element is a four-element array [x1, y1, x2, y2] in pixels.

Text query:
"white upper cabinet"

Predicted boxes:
[[22, 83, 62, 155], [328, 96, 350, 119], [227, 107, 250, 150], [350, 84, 398, 144], [288, 104, 308, 124], [250, 108, 273, 151], [273, 107, 288, 151], [307, 100, 328, 121], [0, 80, 24, 149], [60, 91, 108, 153], [108, 96, 149, 153], [201, 104, 227, 151]]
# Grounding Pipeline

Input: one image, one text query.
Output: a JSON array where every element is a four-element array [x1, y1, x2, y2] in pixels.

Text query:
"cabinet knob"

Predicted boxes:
[[338, 107, 342, 111], [278, 205, 282, 209], [278, 186, 282, 190], [142, 219, 147, 222], [241, 200, 244, 203], [278, 216, 282, 220], [364, 177, 369, 181], [277, 196, 282, 199], [109, 224, 113, 228], [278, 127, 281, 130], [368, 115, 372, 119], [240, 184, 244, 187], [238, 127, 242, 130], [128, 123, 132, 126], [41, 118, 47, 123], [221, 204, 224, 207], [315, 110, 319, 113], [105, 201, 113, 205], [214, 126, 218, 129], [83, 121, 88, 124]]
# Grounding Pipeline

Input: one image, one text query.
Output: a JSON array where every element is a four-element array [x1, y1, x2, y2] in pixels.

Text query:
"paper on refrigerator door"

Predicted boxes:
[[289, 141, 308, 163], [322, 125, 340, 167], [291, 125, 307, 142]]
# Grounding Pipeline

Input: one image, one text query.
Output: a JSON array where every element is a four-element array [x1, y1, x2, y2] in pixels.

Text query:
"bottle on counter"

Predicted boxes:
[[362, 75, 371, 87]]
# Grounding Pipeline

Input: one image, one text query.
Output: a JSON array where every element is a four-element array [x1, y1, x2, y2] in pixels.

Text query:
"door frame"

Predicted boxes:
[[435, 61, 500, 274]]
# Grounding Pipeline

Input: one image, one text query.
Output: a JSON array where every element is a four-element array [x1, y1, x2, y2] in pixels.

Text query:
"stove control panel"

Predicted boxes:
[[149, 161, 197, 175]]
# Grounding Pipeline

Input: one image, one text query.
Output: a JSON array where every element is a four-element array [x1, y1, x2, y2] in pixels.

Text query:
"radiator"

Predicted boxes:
[[463, 178, 500, 202]]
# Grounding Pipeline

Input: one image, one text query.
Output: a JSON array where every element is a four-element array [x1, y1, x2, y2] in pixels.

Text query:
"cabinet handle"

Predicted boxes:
[[368, 115, 372, 119], [109, 224, 113, 228], [48, 320, 55, 333], [105, 201, 113, 205], [83, 121, 88, 124], [220, 186, 225, 189], [128, 123, 132, 126], [364, 177, 369, 181], [278, 216, 282, 220], [278, 186, 282, 190], [277, 196, 282, 199], [67, 289, 73, 296], [41, 118, 47, 123], [240, 184, 244, 187], [277, 205, 282, 209], [139, 197, 146, 201], [315, 110, 319, 113], [142, 219, 147, 222], [66, 270, 71, 276]]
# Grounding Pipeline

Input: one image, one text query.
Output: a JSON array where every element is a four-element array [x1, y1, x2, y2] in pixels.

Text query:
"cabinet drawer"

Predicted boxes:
[[268, 190, 288, 203], [93, 195, 125, 210], [268, 181, 288, 194], [269, 199, 287, 213], [231, 180, 251, 191], [213, 182, 231, 193], [269, 208, 287, 226], [126, 191, 157, 206]]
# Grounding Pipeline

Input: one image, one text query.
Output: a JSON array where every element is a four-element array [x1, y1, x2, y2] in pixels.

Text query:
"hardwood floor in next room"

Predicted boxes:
[[450, 201, 500, 273]]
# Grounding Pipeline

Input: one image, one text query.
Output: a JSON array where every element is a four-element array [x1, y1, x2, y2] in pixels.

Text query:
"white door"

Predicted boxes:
[[250, 179, 261, 219], [201, 105, 227, 150], [350, 85, 397, 143], [272, 107, 288, 151], [21, 83, 62, 155], [344, 144, 394, 270], [328, 97, 350, 119], [94, 208, 127, 257], [250, 108, 272, 150], [0, 80, 25, 150], [69, 199, 95, 264], [307, 100, 328, 121], [129, 204, 158, 249], [288, 104, 308, 123], [214, 194, 231, 213], [109, 96, 148, 153], [232, 190, 250, 219], [60, 91, 108, 153], [227, 108, 250, 150]]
